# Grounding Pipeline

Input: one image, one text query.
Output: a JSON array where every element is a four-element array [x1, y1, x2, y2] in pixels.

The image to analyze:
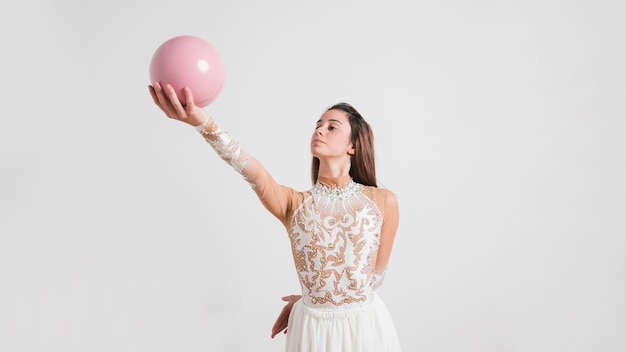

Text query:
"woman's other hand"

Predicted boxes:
[[271, 295, 301, 338]]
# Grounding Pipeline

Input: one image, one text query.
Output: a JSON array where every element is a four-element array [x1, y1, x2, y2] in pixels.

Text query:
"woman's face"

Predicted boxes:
[[310, 109, 355, 160]]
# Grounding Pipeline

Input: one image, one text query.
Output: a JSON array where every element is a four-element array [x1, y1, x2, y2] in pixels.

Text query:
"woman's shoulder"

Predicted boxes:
[[362, 183, 396, 196], [362, 185, 398, 209]]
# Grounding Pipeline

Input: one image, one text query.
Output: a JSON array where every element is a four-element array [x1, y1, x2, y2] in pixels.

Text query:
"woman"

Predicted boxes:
[[149, 82, 402, 351]]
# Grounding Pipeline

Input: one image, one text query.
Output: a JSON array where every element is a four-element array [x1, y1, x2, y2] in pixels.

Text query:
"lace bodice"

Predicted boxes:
[[289, 179, 383, 309], [197, 125, 397, 311]]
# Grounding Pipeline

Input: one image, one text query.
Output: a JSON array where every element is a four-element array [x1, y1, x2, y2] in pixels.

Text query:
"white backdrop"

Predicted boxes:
[[1, 0, 625, 351]]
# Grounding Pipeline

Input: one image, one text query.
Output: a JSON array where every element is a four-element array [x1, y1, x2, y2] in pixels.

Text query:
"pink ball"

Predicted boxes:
[[149, 35, 225, 107]]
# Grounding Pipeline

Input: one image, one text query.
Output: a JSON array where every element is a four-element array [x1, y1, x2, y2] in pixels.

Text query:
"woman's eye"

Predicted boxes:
[[328, 125, 336, 131]]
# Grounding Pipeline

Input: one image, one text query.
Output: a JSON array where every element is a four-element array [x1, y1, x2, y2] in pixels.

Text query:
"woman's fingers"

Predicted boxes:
[[271, 311, 289, 338], [183, 87, 196, 115], [271, 295, 302, 338], [166, 84, 188, 118], [271, 295, 298, 338], [150, 82, 205, 126], [152, 82, 177, 118], [282, 295, 302, 304], [148, 85, 160, 106], [149, 84, 167, 112]]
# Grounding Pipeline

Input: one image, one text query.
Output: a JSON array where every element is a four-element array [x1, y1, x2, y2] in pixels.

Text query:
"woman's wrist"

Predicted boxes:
[[194, 114, 217, 134]]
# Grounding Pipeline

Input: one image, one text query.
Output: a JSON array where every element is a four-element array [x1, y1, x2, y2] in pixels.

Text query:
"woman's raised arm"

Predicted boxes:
[[149, 82, 299, 224]]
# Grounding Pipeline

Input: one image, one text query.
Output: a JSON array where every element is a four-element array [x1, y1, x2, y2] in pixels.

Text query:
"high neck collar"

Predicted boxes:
[[316, 175, 353, 189]]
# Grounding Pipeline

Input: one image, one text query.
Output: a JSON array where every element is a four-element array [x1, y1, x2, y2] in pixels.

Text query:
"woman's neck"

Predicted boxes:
[[317, 158, 350, 178], [317, 159, 352, 188]]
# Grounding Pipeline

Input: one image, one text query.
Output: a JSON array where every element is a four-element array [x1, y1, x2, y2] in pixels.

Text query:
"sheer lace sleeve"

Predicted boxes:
[[196, 123, 252, 183], [196, 122, 302, 226], [371, 270, 387, 290]]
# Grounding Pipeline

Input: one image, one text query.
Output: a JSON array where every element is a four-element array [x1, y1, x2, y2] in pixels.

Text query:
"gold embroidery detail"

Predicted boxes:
[[289, 181, 382, 308]]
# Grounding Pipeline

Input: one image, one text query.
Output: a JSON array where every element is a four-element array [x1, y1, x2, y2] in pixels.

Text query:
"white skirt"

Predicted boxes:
[[285, 294, 401, 352]]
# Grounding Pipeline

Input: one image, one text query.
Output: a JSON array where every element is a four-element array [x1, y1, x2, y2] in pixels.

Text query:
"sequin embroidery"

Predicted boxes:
[[289, 180, 382, 309], [198, 127, 251, 185]]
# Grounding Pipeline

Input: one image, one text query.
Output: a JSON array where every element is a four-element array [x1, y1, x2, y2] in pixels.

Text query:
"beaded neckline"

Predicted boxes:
[[312, 179, 361, 201]]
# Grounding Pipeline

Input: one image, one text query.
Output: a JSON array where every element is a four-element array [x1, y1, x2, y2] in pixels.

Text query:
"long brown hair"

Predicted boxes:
[[311, 103, 377, 187]]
